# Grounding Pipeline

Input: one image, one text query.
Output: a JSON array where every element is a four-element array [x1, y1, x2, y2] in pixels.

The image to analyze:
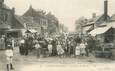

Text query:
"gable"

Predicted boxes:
[[23, 8, 37, 17], [94, 14, 110, 27], [11, 15, 25, 29]]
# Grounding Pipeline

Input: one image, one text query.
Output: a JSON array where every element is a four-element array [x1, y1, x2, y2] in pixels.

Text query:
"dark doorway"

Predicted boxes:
[[104, 28, 114, 43]]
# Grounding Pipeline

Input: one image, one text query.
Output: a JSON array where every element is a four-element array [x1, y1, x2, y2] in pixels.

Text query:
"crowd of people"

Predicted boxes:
[[0, 34, 98, 71], [19, 34, 96, 58], [1, 32, 115, 71]]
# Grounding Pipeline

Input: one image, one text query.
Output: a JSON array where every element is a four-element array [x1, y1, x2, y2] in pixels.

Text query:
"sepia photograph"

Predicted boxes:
[[0, 0, 115, 71]]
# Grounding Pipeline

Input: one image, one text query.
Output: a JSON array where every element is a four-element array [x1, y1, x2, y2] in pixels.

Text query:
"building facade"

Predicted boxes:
[[0, 0, 24, 37], [22, 6, 48, 35], [82, 0, 110, 35], [85, 0, 115, 43]]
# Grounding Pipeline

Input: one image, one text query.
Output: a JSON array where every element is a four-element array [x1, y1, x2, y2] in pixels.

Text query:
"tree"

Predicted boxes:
[[75, 17, 88, 33]]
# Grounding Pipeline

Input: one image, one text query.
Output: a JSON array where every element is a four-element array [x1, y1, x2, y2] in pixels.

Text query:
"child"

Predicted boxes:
[[5, 44, 14, 71]]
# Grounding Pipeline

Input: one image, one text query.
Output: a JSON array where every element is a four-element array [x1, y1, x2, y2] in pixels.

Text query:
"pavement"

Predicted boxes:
[[0, 47, 115, 71]]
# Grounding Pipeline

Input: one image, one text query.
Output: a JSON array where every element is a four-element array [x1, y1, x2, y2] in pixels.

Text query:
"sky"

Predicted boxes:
[[4, 0, 115, 31]]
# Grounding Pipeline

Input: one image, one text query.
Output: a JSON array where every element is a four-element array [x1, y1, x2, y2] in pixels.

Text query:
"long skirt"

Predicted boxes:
[[52, 46, 57, 56], [48, 45, 53, 54], [80, 48, 86, 54], [36, 48, 41, 57], [57, 47, 65, 55], [0, 43, 5, 50], [75, 47, 80, 55]]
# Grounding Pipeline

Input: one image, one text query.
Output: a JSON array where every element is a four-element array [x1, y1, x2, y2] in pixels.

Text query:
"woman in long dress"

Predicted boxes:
[[0, 36, 5, 50], [57, 42, 65, 57], [80, 42, 86, 56], [51, 39, 57, 56], [19, 38, 25, 55], [35, 41, 41, 58], [48, 42, 53, 56], [75, 44, 80, 57]]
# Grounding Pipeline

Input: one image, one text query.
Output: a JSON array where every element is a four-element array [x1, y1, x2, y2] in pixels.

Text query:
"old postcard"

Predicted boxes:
[[0, 0, 115, 71]]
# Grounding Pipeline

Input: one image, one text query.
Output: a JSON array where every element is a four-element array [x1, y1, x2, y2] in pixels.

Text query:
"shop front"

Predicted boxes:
[[89, 26, 115, 59], [6, 29, 22, 38], [0, 24, 10, 37]]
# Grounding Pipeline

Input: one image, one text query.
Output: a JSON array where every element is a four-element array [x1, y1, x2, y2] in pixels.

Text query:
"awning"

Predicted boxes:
[[83, 25, 93, 31], [100, 22, 115, 28], [0, 24, 10, 30], [6, 29, 21, 32], [89, 26, 111, 36], [107, 22, 115, 28]]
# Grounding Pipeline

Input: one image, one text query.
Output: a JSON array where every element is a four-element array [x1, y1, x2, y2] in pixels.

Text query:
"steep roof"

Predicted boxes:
[[15, 16, 40, 28], [0, 4, 24, 30], [22, 17, 40, 27], [23, 6, 37, 17], [110, 14, 115, 21], [2, 4, 10, 10], [23, 6, 47, 19], [83, 15, 103, 27], [11, 15, 25, 29], [0, 0, 8, 9], [84, 14, 110, 27], [46, 13, 58, 21], [88, 15, 102, 23]]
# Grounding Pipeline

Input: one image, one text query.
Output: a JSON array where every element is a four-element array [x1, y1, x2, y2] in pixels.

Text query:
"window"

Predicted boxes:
[[0, 10, 8, 23]]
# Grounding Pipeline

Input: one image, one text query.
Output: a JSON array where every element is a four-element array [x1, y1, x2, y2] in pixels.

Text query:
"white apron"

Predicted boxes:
[[75, 46, 80, 55]]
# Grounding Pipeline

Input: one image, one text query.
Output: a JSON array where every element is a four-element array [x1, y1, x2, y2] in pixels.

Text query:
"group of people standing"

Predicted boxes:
[[0, 35, 5, 50], [0, 34, 96, 71], [19, 34, 96, 58]]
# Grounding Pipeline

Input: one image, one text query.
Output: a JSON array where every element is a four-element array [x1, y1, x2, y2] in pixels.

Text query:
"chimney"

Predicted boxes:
[[92, 13, 96, 18], [12, 7, 15, 14], [29, 5, 32, 9], [104, 0, 108, 16]]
